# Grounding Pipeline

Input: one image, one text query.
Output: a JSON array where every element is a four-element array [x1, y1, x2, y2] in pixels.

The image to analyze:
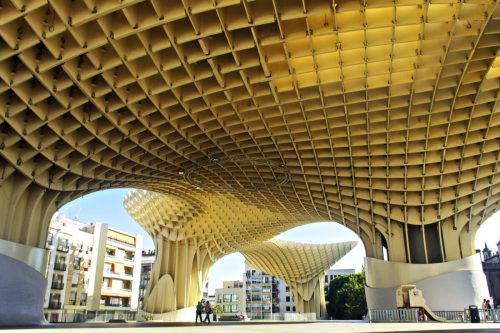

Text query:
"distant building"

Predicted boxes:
[[215, 281, 246, 316], [324, 268, 356, 292], [139, 250, 156, 308], [481, 240, 500, 308], [44, 214, 142, 322], [214, 265, 357, 320], [244, 264, 280, 319]]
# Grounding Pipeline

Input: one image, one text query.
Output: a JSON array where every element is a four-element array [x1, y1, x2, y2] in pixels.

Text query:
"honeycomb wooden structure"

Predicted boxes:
[[0, 0, 499, 314], [125, 189, 355, 316], [243, 239, 357, 317]]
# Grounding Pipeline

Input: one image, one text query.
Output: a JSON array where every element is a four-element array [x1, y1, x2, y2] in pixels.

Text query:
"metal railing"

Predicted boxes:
[[48, 301, 62, 309], [45, 310, 137, 323], [51, 281, 65, 290], [464, 308, 500, 323], [57, 245, 70, 253], [369, 308, 500, 323], [433, 310, 466, 321], [368, 309, 419, 322], [54, 262, 67, 271]]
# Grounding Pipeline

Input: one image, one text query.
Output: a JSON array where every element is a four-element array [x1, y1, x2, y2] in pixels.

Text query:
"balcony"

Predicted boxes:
[[48, 301, 62, 309], [54, 263, 67, 271], [51, 281, 64, 290], [57, 245, 69, 253]]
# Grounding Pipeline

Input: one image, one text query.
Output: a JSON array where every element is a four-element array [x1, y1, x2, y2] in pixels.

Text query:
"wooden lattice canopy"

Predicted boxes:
[[0, 0, 499, 262]]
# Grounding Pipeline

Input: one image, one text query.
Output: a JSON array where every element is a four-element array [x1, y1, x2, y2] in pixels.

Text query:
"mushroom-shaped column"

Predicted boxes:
[[124, 189, 316, 315], [242, 240, 357, 319], [124, 190, 211, 314]]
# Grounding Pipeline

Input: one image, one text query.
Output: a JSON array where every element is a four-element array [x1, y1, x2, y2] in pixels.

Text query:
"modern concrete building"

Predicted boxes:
[[244, 265, 280, 320], [0, 0, 498, 326], [43, 214, 142, 322], [215, 281, 246, 317]]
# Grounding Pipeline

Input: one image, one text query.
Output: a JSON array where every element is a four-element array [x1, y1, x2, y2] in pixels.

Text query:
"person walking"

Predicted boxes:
[[204, 301, 212, 324], [195, 301, 203, 324]]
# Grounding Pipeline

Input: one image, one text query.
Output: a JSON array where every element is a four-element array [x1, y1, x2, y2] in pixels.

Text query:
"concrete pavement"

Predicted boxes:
[[4, 321, 500, 333]]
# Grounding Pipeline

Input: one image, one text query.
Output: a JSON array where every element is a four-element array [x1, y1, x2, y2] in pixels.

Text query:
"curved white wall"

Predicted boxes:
[[365, 254, 490, 311], [0, 253, 47, 326]]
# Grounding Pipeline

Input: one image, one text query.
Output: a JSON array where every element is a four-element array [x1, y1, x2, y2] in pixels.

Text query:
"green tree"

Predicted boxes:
[[326, 272, 367, 319]]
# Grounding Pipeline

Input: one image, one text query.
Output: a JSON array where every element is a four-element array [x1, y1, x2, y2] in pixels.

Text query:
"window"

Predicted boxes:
[[325, 276, 328, 283], [217, 294, 223, 303], [231, 304, 239, 313], [223, 305, 231, 313], [232, 294, 239, 301], [103, 278, 111, 288], [285, 286, 290, 292], [223, 294, 231, 302], [286, 306, 290, 312], [47, 233, 54, 246], [124, 266, 133, 275], [122, 281, 132, 290], [80, 293, 87, 306], [293, 306, 296, 311], [286, 296, 290, 302]]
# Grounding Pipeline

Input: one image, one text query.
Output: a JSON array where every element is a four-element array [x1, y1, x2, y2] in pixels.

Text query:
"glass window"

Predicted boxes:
[[286, 306, 290, 312], [286, 296, 290, 302], [223, 294, 231, 302], [232, 294, 239, 301], [223, 305, 231, 313], [231, 304, 239, 313], [285, 286, 290, 292]]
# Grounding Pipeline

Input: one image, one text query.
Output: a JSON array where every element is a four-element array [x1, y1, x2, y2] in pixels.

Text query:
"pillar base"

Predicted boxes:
[[365, 254, 489, 311], [0, 239, 49, 326]]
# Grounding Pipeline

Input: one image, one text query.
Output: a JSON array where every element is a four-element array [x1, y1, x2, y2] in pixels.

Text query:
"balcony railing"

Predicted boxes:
[[48, 301, 62, 309], [104, 269, 134, 277], [51, 281, 65, 290], [57, 245, 70, 253], [54, 262, 67, 271]]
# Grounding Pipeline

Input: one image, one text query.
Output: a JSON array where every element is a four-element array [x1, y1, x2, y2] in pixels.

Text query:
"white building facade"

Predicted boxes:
[[43, 214, 142, 322], [215, 281, 246, 316]]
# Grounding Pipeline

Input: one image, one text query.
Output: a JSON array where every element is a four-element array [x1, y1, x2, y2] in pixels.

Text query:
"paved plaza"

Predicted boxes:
[[5, 321, 500, 333]]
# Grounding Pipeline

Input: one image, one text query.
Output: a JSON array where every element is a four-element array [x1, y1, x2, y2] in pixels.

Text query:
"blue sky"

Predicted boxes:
[[59, 188, 500, 293]]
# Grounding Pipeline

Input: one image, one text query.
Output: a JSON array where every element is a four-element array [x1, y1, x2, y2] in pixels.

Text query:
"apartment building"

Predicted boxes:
[[99, 227, 142, 312], [243, 264, 280, 319], [215, 281, 246, 316], [44, 214, 142, 322]]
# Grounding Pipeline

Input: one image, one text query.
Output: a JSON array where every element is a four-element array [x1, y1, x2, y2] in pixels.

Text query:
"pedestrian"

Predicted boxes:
[[195, 301, 203, 324], [204, 301, 212, 324]]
